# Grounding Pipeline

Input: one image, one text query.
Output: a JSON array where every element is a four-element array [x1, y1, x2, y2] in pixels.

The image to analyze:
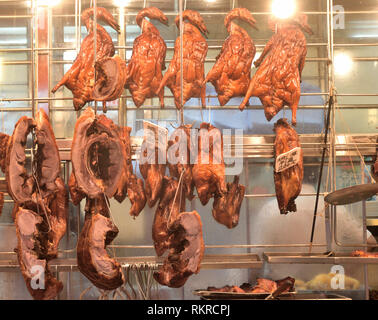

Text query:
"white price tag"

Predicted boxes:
[[275, 147, 301, 173]]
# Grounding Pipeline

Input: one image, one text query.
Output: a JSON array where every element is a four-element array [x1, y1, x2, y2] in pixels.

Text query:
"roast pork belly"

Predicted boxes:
[[239, 14, 313, 126], [273, 118, 303, 214], [204, 8, 257, 106], [153, 210, 204, 288], [192, 122, 227, 206], [212, 175, 245, 228], [156, 10, 208, 110], [125, 7, 168, 108]]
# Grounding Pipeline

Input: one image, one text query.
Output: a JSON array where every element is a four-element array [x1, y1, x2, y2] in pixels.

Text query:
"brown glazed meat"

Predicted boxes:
[[239, 14, 313, 126], [70, 108, 126, 199], [7, 109, 68, 300], [125, 7, 167, 108], [6, 116, 36, 205], [152, 177, 186, 256], [154, 210, 204, 288], [114, 126, 146, 217], [212, 175, 245, 228], [0, 132, 9, 173], [77, 204, 124, 290], [273, 118, 303, 214], [156, 10, 208, 109], [52, 7, 121, 111], [92, 55, 127, 112], [167, 124, 195, 200], [204, 8, 257, 106], [192, 123, 227, 206], [15, 207, 63, 300], [139, 138, 166, 208], [207, 285, 245, 293]]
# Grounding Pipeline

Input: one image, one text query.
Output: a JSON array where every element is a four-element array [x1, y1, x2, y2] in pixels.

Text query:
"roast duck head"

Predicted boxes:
[[3, 109, 68, 300], [175, 9, 209, 37], [224, 7, 258, 31]]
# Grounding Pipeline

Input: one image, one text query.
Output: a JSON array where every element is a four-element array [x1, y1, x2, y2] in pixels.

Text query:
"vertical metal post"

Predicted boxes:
[[361, 159, 369, 300], [179, 0, 184, 124], [118, 5, 126, 127]]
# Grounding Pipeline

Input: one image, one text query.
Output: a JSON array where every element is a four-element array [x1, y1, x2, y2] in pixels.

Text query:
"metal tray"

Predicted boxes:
[[195, 290, 351, 300], [193, 289, 296, 300], [263, 252, 378, 264]]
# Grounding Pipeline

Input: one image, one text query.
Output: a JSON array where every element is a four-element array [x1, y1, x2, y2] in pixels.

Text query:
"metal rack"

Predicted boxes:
[[0, 0, 377, 299]]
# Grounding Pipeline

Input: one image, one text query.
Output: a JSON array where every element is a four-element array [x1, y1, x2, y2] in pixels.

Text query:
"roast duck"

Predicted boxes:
[[69, 108, 146, 290], [273, 118, 303, 214], [125, 7, 168, 108], [0, 109, 68, 300], [156, 10, 208, 110], [204, 8, 258, 106], [192, 122, 245, 228], [239, 14, 313, 126], [52, 7, 127, 112]]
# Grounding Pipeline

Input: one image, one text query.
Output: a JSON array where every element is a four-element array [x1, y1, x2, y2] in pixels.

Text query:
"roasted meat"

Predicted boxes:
[[239, 14, 313, 126], [156, 10, 208, 110], [15, 207, 63, 300], [70, 108, 126, 199], [212, 175, 245, 228], [125, 7, 167, 108], [77, 202, 124, 290], [273, 118, 303, 214], [152, 176, 186, 256], [154, 210, 204, 288], [204, 8, 257, 106], [92, 55, 127, 112], [114, 126, 146, 217], [6, 109, 68, 300], [0, 132, 9, 173], [167, 124, 195, 200], [52, 7, 122, 111], [206, 285, 245, 293], [352, 250, 378, 258], [192, 123, 227, 205], [139, 138, 166, 208]]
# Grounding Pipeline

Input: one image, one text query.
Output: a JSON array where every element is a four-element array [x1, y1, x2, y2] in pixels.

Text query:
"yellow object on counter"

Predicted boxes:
[[305, 273, 360, 290]]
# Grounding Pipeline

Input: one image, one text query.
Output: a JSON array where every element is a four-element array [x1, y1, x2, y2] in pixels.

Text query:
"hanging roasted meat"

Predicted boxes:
[[77, 198, 124, 290], [154, 210, 204, 288], [273, 118, 303, 214], [70, 109, 126, 291], [152, 176, 186, 256], [15, 207, 63, 300], [114, 126, 146, 217], [204, 8, 257, 106], [192, 122, 227, 206], [125, 7, 167, 108], [167, 124, 195, 200], [139, 137, 166, 208], [70, 108, 126, 199], [5, 109, 68, 300], [212, 175, 245, 228], [239, 14, 313, 126], [52, 7, 125, 112], [156, 10, 208, 110]]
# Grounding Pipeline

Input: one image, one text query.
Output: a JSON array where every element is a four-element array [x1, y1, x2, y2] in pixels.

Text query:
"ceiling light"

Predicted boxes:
[[272, 0, 296, 19], [334, 52, 353, 76], [113, 0, 130, 7]]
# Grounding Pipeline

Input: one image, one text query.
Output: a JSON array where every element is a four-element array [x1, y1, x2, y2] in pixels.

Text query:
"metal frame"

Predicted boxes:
[[0, 0, 377, 299]]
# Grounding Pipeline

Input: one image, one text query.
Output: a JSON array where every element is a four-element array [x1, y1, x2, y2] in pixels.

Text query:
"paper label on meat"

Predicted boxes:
[[143, 120, 168, 148], [275, 147, 302, 173]]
